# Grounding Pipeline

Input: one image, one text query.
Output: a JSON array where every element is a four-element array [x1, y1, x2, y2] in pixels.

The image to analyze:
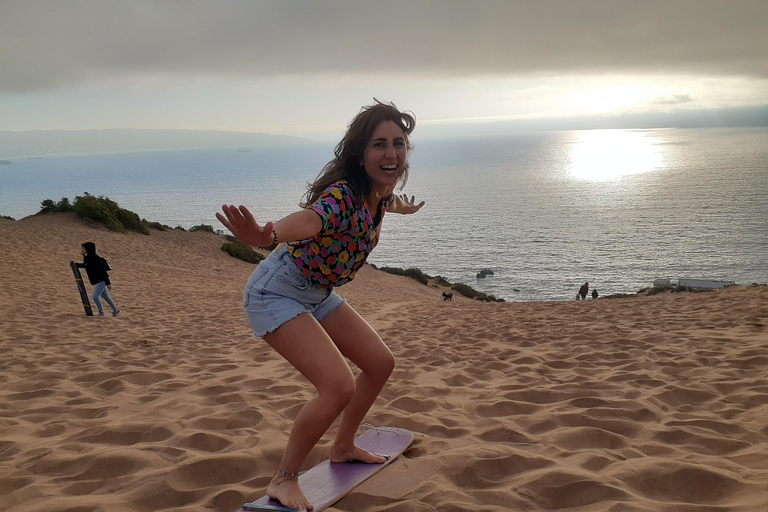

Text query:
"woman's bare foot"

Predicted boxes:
[[267, 474, 312, 511], [329, 443, 387, 464]]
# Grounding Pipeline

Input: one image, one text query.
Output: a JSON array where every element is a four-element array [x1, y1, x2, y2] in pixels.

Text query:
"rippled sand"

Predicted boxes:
[[2, 213, 767, 512]]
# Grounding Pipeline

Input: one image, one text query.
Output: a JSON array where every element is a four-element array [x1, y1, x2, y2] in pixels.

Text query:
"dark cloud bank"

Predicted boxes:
[[2, 0, 767, 92]]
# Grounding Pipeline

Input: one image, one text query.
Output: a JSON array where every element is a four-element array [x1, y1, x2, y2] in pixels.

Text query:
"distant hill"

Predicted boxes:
[[0, 129, 312, 158], [418, 104, 768, 139]]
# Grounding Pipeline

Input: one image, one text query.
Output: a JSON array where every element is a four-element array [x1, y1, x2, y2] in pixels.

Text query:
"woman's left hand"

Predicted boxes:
[[393, 194, 425, 214], [216, 205, 275, 248]]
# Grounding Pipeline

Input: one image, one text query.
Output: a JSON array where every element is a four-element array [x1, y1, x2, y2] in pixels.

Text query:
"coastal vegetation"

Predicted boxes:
[[189, 224, 215, 233], [36, 193, 265, 266], [377, 266, 430, 285], [28, 194, 749, 301], [38, 193, 148, 235], [221, 241, 265, 264], [144, 221, 172, 231], [36, 194, 221, 236], [638, 285, 729, 296], [374, 264, 504, 302]]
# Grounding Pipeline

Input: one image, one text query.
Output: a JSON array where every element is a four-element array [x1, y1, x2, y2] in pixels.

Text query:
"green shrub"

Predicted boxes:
[[604, 293, 635, 299], [72, 193, 124, 231], [433, 275, 451, 287], [38, 197, 73, 214], [115, 207, 146, 233], [222, 242, 265, 264], [451, 283, 478, 299], [144, 220, 170, 231], [450, 283, 502, 302], [404, 267, 429, 285], [379, 266, 405, 276], [190, 224, 215, 233], [58, 197, 72, 212], [39, 199, 56, 214], [69, 193, 150, 234]]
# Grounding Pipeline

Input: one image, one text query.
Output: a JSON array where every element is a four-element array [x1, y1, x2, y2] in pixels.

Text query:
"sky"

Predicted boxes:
[[1, 0, 767, 140]]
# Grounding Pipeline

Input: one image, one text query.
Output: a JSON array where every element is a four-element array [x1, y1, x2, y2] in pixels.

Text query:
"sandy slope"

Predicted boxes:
[[1, 213, 767, 512]]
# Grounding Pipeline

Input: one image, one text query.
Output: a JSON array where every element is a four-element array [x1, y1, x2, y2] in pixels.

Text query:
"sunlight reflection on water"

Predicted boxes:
[[567, 129, 664, 181]]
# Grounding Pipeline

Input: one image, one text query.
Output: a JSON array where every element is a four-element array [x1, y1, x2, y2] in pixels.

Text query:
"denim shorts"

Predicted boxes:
[[243, 245, 346, 338]]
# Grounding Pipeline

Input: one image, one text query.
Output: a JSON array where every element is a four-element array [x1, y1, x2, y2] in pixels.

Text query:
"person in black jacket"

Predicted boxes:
[[71, 242, 120, 317], [577, 281, 589, 300]]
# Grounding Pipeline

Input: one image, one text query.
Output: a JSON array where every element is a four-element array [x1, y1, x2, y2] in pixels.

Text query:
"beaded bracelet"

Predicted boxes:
[[259, 229, 278, 250]]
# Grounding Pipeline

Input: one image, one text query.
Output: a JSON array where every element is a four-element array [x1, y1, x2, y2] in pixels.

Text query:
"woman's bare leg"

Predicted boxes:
[[320, 303, 395, 463], [262, 313, 356, 510]]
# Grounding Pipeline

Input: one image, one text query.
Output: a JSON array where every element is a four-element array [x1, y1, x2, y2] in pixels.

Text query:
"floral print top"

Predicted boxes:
[[287, 181, 387, 288]]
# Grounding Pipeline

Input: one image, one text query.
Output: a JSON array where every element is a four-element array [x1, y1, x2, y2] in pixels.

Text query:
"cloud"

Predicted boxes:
[[2, 0, 767, 93], [652, 94, 694, 105]]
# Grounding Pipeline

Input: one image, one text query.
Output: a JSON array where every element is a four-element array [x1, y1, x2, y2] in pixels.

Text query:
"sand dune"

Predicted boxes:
[[1, 213, 767, 511]]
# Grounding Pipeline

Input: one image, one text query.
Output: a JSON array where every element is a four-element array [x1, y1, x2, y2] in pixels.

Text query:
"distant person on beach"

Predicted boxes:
[[216, 100, 424, 510], [578, 282, 589, 300], [71, 242, 120, 317], [592, 289, 598, 299]]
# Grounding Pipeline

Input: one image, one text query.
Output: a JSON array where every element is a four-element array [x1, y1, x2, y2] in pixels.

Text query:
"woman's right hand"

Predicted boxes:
[[216, 205, 274, 248]]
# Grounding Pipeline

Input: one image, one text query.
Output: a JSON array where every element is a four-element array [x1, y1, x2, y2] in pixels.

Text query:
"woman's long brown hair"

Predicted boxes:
[[301, 100, 416, 209]]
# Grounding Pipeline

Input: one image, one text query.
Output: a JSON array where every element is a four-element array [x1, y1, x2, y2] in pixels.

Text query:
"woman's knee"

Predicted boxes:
[[379, 351, 395, 380], [365, 349, 395, 385], [319, 371, 356, 411]]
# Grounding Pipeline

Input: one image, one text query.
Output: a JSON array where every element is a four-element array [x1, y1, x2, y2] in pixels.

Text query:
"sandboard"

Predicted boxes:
[[239, 426, 414, 512], [70, 262, 93, 316]]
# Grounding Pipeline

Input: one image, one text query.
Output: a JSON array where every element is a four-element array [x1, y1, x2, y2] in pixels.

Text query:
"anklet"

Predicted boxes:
[[275, 466, 302, 478]]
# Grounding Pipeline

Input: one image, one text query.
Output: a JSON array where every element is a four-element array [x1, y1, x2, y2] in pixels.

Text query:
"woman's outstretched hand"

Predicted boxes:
[[216, 205, 274, 248], [393, 194, 425, 215]]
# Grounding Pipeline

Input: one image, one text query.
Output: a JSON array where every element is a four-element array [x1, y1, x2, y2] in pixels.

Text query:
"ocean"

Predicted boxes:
[[2, 127, 766, 302]]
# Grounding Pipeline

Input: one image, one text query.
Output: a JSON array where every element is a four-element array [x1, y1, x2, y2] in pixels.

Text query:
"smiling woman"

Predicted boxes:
[[567, 129, 664, 181]]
